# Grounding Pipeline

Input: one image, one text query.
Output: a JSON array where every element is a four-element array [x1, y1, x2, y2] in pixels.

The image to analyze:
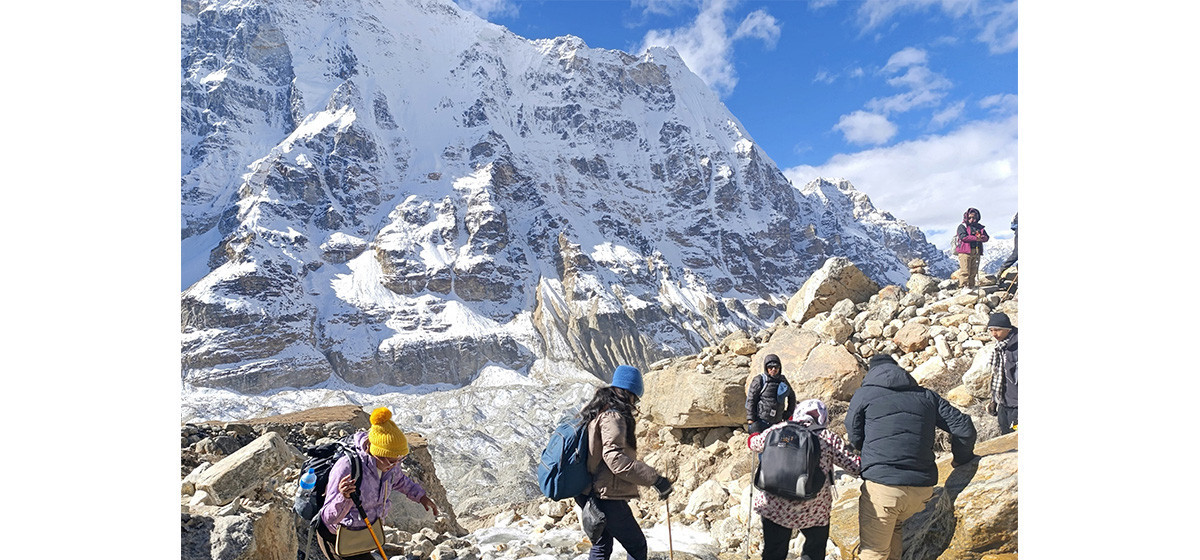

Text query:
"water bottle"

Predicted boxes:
[[294, 468, 318, 519], [300, 468, 317, 491]]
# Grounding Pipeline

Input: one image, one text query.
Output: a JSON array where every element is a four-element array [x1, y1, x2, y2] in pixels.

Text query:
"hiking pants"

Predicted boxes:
[[576, 496, 648, 560], [857, 480, 934, 560], [957, 253, 980, 287], [761, 516, 829, 560], [998, 405, 1018, 434]]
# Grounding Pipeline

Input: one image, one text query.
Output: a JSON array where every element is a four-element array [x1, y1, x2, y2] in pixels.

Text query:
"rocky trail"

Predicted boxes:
[[181, 259, 1018, 560]]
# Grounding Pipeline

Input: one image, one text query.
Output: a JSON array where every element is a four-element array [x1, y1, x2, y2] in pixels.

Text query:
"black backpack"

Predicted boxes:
[[293, 435, 364, 525], [753, 422, 827, 501]]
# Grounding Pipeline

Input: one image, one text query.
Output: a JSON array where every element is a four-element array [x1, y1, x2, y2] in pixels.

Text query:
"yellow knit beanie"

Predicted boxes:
[[367, 407, 409, 458]]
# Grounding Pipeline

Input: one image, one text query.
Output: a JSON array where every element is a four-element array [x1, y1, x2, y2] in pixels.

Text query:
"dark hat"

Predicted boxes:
[[764, 354, 781, 368], [868, 354, 897, 368], [987, 313, 1013, 329]]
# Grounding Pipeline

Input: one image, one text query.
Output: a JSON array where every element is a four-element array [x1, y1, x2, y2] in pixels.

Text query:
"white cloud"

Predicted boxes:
[[453, 0, 518, 20], [882, 46, 927, 71], [787, 115, 1017, 247], [980, 93, 1017, 115], [733, 9, 781, 48], [865, 48, 953, 114], [930, 100, 966, 128], [856, 0, 1017, 54], [833, 111, 898, 145], [808, 0, 840, 9], [638, 0, 780, 97]]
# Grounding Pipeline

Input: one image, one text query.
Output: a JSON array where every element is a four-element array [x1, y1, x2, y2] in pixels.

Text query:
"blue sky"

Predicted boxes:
[[453, 0, 1018, 247]]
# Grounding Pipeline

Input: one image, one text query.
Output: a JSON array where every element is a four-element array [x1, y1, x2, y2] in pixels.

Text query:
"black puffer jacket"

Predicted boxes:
[[845, 356, 976, 487], [745, 354, 796, 426]]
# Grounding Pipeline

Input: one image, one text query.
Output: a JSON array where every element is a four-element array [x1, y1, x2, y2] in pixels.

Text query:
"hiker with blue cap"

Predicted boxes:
[[576, 365, 673, 560]]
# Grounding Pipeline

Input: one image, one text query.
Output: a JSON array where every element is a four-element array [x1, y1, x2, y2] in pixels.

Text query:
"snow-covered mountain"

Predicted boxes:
[[181, 0, 954, 396]]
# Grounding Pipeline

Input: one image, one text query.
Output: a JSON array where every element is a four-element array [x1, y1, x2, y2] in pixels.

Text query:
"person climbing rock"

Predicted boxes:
[[317, 408, 440, 560], [845, 354, 977, 560]]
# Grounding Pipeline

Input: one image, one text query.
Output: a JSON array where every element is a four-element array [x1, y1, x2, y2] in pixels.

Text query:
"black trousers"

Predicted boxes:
[[998, 230, 1017, 274], [762, 516, 829, 560], [575, 495, 648, 560], [998, 405, 1018, 434]]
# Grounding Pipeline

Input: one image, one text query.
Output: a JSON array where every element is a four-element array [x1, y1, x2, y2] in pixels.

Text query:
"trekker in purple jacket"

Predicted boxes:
[[316, 407, 440, 560]]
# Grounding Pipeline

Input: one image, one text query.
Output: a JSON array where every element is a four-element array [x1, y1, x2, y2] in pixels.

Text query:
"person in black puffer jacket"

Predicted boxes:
[[845, 354, 977, 560], [745, 354, 797, 434]]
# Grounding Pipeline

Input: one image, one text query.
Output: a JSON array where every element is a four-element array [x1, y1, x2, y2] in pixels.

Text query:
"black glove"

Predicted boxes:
[[653, 476, 673, 500], [986, 401, 997, 416]]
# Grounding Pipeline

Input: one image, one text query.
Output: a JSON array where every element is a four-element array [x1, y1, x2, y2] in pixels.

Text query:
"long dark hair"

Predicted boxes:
[[579, 386, 638, 448]]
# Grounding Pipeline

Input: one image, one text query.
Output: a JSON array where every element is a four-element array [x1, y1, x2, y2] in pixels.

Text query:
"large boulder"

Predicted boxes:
[[792, 343, 865, 402], [182, 496, 297, 560], [684, 479, 731, 516], [911, 356, 959, 394], [750, 328, 822, 379], [787, 258, 880, 324], [906, 273, 939, 295], [961, 344, 997, 399], [830, 433, 1018, 559], [894, 322, 932, 354], [642, 361, 748, 428], [195, 432, 301, 506]]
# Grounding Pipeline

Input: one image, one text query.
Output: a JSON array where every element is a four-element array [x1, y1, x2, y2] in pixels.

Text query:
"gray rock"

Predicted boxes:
[[195, 432, 300, 506]]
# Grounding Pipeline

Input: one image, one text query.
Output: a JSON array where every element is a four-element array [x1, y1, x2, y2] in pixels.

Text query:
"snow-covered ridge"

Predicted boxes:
[[181, 0, 954, 399]]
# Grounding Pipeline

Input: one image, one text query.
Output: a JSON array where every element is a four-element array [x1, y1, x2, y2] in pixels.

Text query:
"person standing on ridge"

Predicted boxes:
[[953, 208, 989, 289], [747, 398, 861, 560], [845, 354, 977, 560], [746, 354, 797, 434], [578, 365, 673, 560], [317, 407, 440, 560], [986, 313, 1019, 434]]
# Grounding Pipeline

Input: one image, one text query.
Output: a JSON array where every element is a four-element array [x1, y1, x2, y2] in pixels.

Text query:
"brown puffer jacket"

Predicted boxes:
[[585, 410, 660, 500]]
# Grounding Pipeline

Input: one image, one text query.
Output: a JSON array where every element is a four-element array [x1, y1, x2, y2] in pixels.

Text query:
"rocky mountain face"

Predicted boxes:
[[180, 261, 1018, 560], [181, 0, 955, 396]]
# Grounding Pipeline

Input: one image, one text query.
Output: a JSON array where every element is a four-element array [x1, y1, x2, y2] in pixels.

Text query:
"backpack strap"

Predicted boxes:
[[340, 440, 369, 522]]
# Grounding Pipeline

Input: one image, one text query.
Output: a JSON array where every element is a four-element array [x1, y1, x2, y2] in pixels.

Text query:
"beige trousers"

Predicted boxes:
[[956, 253, 980, 287], [857, 480, 935, 560]]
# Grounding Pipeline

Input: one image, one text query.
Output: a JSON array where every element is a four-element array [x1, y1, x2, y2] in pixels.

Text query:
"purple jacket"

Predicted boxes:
[[320, 431, 427, 533]]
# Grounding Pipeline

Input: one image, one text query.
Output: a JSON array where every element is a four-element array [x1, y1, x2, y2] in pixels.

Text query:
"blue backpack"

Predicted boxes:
[[537, 416, 590, 500]]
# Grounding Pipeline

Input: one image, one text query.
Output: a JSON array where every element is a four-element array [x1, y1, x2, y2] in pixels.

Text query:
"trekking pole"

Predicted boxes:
[[352, 494, 389, 560], [665, 495, 675, 560], [745, 454, 757, 560], [364, 520, 388, 560]]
